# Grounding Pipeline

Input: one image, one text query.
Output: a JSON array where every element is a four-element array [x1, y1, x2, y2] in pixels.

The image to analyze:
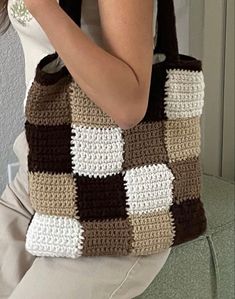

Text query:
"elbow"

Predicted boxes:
[[118, 114, 144, 130], [116, 99, 147, 130]]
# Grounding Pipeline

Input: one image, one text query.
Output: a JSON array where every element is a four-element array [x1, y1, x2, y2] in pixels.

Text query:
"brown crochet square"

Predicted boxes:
[[81, 218, 133, 256], [128, 210, 175, 255], [28, 172, 78, 217], [168, 156, 202, 204], [74, 173, 129, 221], [69, 80, 118, 128], [164, 116, 201, 162], [122, 121, 168, 170], [25, 77, 72, 126]]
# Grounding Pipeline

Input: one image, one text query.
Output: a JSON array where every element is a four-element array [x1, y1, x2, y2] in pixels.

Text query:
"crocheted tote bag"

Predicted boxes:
[[24, 0, 207, 258]]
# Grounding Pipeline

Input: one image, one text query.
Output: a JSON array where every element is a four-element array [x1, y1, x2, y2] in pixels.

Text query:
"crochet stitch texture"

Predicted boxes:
[[24, 53, 207, 258]]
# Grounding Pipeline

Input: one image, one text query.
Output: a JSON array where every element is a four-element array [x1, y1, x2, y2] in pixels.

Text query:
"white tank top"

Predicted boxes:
[[7, 0, 158, 89]]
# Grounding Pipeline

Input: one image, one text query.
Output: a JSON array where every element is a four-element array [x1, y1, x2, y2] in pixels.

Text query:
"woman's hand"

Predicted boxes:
[[23, 0, 58, 15]]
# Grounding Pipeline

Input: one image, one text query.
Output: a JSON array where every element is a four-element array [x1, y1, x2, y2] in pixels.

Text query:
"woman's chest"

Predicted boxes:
[[7, 0, 104, 51], [8, 0, 157, 51]]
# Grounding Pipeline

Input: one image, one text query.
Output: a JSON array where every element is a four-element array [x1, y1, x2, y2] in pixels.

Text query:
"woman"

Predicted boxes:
[[0, 0, 171, 298]]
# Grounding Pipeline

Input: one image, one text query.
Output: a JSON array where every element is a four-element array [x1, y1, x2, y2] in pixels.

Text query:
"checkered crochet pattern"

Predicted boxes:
[[24, 53, 207, 258]]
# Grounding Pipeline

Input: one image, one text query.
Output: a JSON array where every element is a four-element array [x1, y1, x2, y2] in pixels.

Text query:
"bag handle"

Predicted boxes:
[[154, 0, 179, 62], [59, 0, 82, 27]]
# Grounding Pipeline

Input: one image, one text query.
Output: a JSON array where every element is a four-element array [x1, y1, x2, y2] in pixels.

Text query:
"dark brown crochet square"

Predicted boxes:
[[141, 63, 167, 122], [74, 173, 129, 221], [25, 121, 73, 173], [170, 197, 207, 245], [122, 121, 168, 170]]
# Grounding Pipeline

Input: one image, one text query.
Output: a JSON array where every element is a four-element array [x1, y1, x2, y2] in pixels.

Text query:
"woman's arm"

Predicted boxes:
[[25, 0, 154, 129]]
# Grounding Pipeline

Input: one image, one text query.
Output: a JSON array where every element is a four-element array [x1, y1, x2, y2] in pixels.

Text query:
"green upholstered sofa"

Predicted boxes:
[[135, 174, 235, 299]]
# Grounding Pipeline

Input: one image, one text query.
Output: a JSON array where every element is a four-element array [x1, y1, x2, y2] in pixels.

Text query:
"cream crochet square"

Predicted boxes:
[[122, 163, 175, 215], [25, 213, 84, 258], [70, 124, 124, 178], [164, 69, 205, 119]]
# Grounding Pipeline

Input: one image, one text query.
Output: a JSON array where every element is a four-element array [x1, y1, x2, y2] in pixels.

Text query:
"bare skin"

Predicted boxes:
[[24, 0, 154, 130]]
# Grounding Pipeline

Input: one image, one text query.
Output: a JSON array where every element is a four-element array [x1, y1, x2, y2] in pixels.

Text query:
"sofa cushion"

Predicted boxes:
[[135, 174, 235, 299]]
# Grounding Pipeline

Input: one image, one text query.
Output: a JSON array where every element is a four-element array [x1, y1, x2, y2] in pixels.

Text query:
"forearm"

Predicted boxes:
[[30, 2, 147, 129]]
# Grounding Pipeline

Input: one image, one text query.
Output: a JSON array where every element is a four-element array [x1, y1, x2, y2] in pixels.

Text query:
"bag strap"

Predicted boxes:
[[154, 0, 179, 62], [59, 0, 82, 27]]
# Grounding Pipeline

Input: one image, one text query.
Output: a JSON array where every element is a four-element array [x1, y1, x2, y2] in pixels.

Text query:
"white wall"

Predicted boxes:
[[0, 25, 25, 195], [189, 0, 234, 180]]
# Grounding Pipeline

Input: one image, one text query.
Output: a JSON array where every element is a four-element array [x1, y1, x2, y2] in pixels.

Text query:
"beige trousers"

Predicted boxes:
[[0, 131, 171, 299]]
